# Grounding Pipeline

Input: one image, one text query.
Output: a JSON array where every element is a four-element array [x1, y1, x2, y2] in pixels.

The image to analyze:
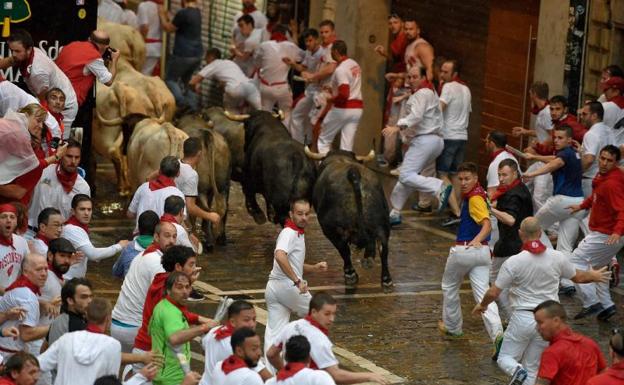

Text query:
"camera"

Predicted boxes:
[[103, 47, 117, 61], [50, 137, 62, 149]]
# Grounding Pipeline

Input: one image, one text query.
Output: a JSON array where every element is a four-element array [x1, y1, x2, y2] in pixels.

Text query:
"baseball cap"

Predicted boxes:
[[48, 238, 76, 254], [602, 76, 624, 92]]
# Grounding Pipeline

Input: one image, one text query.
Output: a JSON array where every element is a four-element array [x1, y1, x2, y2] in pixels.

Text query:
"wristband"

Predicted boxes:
[[293, 279, 301, 286]]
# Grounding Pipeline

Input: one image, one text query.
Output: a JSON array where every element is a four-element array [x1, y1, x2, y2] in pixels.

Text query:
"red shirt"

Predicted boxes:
[[0, 159, 47, 206], [55, 41, 102, 106], [587, 361, 624, 385], [580, 168, 624, 235], [389, 31, 408, 72], [0, 377, 16, 385], [538, 328, 606, 385], [534, 114, 588, 155]]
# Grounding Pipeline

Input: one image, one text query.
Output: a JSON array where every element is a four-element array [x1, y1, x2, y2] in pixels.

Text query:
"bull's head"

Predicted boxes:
[[223, 110, 250, 121]]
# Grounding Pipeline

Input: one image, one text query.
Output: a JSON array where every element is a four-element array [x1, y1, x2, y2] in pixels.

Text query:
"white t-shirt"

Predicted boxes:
[[97, 0, 124, 24], [211, 359, 264, 385], [128, 182, 186, 228], [403, 38, 428, 70], [137, 1, 162, 57], [265, 367, 336, 385], [487, 151, 518, 188], [0, 235, 29, 289], [199, 326, 267, 385], [269, 228, 305, 281], [24, 48, 77, 109], [0, 287, 40, 353], [198, 59, 251, 90], [30, 237, 48, 255], [534, 105, 552, 142], [582, 122, 614, 179], [62, 224, 122, 279], [273, 318, 338, 370], [28, 164, 91, 228], [397, 87, 442, 139], [231, 10, 268, 36], [602, 101, 624, 146], [175, 161, 199, 197], [0, 81, 61, 138], [301, 48, 324, 94], [495, 249, 576, 310], [255, 40, 304, 84], [111, 250, 164, 326], [439, 81, 471, 140], [331, 58, 362, 102], [40, 270, 63, 324], [233, 29, 263, 77], [173, 222, 197, 253]]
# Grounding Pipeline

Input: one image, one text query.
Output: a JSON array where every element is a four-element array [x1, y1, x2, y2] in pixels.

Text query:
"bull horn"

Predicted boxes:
[[355, 149, 375, 162], [156, 111, 167, 124], [304, 145, 326, 160], [96, 109, 123, 126], [224, 110, 250, 121], [272, 110, 284, 120]]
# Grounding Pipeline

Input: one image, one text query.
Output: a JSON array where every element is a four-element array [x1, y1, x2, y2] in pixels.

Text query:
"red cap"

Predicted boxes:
[[602, 76, 624, 92], [0, 204, 17, 215]]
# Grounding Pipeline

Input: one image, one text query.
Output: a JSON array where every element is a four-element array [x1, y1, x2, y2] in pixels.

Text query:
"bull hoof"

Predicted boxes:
[[251, 211, 267, 225], [360, 257, 374, 270], [344, 271, 359, 286], [382, 277, 395, 293]]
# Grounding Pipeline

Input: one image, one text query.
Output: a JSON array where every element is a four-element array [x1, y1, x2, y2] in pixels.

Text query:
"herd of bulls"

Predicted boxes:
[[93, 19, 393, 291]]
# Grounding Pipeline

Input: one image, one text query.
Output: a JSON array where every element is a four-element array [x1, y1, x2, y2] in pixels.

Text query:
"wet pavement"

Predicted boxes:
[[87, 160, 624, 385]]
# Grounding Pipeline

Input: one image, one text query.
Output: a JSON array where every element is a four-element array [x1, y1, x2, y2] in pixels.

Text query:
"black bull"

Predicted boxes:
[[240, 111, 316, 226], [311, 150, 394, 290]]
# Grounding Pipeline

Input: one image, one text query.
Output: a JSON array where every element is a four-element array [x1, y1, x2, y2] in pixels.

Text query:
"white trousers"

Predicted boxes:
[[141, 56, 159, 76], [61, 101, 78, 136], [526, 162, 553, 213], [441, 246, 502, 340], [289, 93, 315, 144], [582, 178, 593, 198], [224, 81, 262, 112], [264, 279, 311, 352], [490, 215, 500, 251], [390, 134, 444, 211], [317, 107, 362, 154], [570, 231, 624, 308], [497, 310, 548, 385], [260, 83, 292, 127], [110, 322, 139, 354], [490, 256, 511, 320]]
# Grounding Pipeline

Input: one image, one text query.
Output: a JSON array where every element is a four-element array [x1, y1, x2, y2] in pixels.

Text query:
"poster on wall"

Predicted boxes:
[[563, 0, 588, 110]]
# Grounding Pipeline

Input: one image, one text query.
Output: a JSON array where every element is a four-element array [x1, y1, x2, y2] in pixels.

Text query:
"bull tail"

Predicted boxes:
[[202, 130, 220, 210], [347, 166, 366, 239]]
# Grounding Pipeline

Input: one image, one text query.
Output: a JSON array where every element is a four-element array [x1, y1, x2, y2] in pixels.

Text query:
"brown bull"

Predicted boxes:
[[198, 107, 245, 181], [97, 18, 146, 71]]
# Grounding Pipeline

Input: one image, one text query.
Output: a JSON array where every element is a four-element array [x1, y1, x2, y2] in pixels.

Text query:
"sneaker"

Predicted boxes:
[[389, 211, 402, 226], [597, 305, 617, 321], [492, 333, 504, 361], [437, 320, 463, 337], [610, 258, 620, 288], [441, 216, 460, 227], [508, 366, 527, 385], [187, 288, 205, 302], [573, 303, 604, 320], [558, 286, 576, 296], [435, 183, 453, 213], [411, 203, 432, 213]]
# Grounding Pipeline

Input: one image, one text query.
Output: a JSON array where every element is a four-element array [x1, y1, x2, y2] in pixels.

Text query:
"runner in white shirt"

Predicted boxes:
[[161, 195, 198, 253], [2, 30, 79, 130], [28, 139, 90, 231], [267, 293, 388, 384], [231, 0, 268, 38], [190, 49, 261, 113], [29, 208, 63, 255], [98, 0, 125, 24], [384, 65, 452, 226], [265, 335, 336, 385], [579, 102, 615, 197], [128, 156, 186, 229], [286, 28, 324, 144], [211, 328, 264, 385], [255, 25, 305, 127], [601, 76, 624, 136], [473, 217, 610, 385], [200, 301, 271, 385], [317, 40, 363, 154], [231, 14, 263, 78], [62, 194, 129, 279], [0, 204, 30, 291], [137, 0, 163, 75], [264, 199, 327, 357], [111, 221, 176, 353], [0, 253, 49, 357]]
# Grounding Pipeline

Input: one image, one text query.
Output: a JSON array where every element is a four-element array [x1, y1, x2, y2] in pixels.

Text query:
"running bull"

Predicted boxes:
[[224, 110, 316, 226], [305, 148, 394, 290]]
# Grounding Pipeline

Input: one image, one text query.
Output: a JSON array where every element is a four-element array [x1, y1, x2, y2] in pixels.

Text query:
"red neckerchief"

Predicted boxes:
[[147, 0, 164, 4], [6, 275, 41, 296], [48, 262, 64, 281], [451, 75, 466, 86], [490, 178, 522, 202], [149, 174, 176, 191], [214, 321, 235, 340], [66, 215, 89, 234], [461, 182, 487, 201], [271, 32, 288, 42], [522, 239, 546, 254], [165, 295, 190, 313], [143, 242, 161, 255], [0, 234, 13, 249], [85, 323, 105, 334], [304, 315, 329, 336], [321, 36, 336, 48], [416, 79, 435, 92], [40, 100, 65, 135], [56, 164, 78, 194], [18, 48, 35, 78], [159, 213, 178, 224], [36, 233, 50, 246], [531, 101, 549, 115], [276, 362, 307, 381], [609, 95, 624, 108], [221, 355, 248, 374], [242, 4, 257, 13], [284, 218, 304, 236]]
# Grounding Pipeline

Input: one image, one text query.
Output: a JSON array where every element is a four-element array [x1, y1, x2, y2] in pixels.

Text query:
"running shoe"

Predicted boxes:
[[389, 211, 402, 226], [508, 366, 527, 385], [597, 305, 617, 322], [437, 320, 463, 337], [573, 303, 604, 320], [558, 286, 576, 296], [436, 183, 453, 213], [441, 216, 460, 227], [411, 203, 432, 213]]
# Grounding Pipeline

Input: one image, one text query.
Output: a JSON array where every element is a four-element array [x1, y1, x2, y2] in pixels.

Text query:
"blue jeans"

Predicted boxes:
[[165, 55, 202, 111], [436, 139, 467, 173]]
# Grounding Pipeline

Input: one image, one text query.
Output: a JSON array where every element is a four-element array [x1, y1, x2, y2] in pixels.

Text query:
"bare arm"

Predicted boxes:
[[185, 197, 220, 224], [168, 324, 210, 346], [570, 266, 610, 284], [266, 345, 283, 370], [0, 184, 28, 200], [581, 154, 595, 172], [523, 157, 565, 179], [274, 250, 299, 282], [416, 44, 435, 81], [490, 207, 515, 226], [307, 62, 337, 82], [470, 218, 491, 245], [324, 365, 389, 385], [158, 7, 177, 33], [19, 324, 50, 342], [0, 56, 14, 70]]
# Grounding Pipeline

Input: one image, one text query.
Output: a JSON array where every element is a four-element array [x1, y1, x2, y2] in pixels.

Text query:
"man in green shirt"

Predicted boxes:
[[150, 271, 207, 385]]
